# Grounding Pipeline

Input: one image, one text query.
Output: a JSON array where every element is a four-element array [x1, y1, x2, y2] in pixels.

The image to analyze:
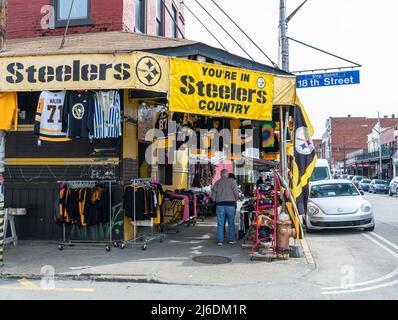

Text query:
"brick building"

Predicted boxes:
[[322, 115, 398, 170], [8, 0, 185, 39], [312, 139, 323, 159]]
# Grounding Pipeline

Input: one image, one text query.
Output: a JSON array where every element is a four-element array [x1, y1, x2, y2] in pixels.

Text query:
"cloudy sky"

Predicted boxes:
[[185, 0, 398, 139]]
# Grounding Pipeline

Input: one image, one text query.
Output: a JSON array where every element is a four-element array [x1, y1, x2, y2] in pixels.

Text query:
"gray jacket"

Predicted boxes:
[[211, 176, 240, 204]]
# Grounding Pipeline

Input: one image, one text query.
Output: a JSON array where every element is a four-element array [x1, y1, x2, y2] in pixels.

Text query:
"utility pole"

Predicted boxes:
[[377, 112, 383, 179], [0, 0, 7, 51], [0, 0, 7, 267]]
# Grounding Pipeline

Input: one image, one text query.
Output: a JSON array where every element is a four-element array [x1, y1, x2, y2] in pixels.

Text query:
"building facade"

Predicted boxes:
[[322, 115, 398, 172], [8, 0, 185, 39]]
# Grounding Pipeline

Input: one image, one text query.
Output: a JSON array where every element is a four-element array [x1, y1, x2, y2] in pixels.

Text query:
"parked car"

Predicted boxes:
[[352, 176, 366, 188], [389, 177, 398, 196], [305, 180, 375, 232], [369, 179, 389, 194], [347, 175, 354, 180], [359, 178, 372, 192], [340, 174, 348, 180], [310, 159, 332, 182]]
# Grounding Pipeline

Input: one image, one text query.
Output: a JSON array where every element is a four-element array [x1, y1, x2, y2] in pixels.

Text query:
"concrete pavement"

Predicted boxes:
[[0, 193, 397, 299], [0, 219, 313, 286]]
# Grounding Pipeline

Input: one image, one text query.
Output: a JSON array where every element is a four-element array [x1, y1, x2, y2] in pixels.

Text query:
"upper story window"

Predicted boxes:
[[53, 0, 92, 27], [135, 0, 146, 33], [156, 0, 165, 36], [171, 4, 178, 38]]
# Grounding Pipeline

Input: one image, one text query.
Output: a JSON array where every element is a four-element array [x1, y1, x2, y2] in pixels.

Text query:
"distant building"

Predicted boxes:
[[313, 139, 323, 159], [8, 0, 185, 39], [322, 115, 398, 174]]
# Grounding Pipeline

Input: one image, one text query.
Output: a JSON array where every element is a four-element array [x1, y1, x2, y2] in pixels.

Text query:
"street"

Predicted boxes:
[[0, 192, 396, 300]]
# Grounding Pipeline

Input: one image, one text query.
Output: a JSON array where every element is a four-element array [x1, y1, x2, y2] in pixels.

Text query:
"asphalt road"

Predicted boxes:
[[0, 192, 396, 300]]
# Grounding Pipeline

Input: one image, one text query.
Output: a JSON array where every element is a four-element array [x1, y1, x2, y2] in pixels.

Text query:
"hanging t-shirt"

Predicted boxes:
[[92, 90, 122, 139], [155, 111, 171, 137], [62, 91, 94, 139], [0, 92, 18, 131], [260, 121, 279, 153], [34, 91, 70, 142]]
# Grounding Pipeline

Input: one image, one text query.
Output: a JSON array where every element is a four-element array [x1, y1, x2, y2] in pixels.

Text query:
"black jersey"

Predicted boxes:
[[62, 91, 94, 139], [155, 111, 170, 137]]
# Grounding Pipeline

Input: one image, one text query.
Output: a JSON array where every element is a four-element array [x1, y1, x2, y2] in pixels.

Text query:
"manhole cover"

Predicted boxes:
[[192, 255, 232, 265]]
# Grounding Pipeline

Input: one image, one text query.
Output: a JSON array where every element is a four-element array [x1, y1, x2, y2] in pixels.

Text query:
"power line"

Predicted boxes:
[[161, 0, 186, 39], [210, 0, 279, 68], [192, 0, 255, 61], [183, 2, 229, 52]]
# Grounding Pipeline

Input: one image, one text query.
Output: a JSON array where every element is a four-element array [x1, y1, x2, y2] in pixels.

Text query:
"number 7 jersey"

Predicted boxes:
[[34, 91, 71, 142]]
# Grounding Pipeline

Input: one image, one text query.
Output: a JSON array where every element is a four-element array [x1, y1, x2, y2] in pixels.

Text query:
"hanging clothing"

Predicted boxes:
[[0, 92, 18, 131], [191, 163, 216, 188], [62, 91, 94, 138], [260, 121, 279, 153], [155, 110, 171, 137], [92, 90, 122, 139], [58, 185, 110, 227], [34, 91, 70, 142]]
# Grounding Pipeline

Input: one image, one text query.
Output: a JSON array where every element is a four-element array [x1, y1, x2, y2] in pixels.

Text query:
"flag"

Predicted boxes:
[[291, 98, 317, 216]]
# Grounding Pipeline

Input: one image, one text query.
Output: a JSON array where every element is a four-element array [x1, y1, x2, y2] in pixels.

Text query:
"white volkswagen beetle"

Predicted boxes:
[[305, 180, 375, 232]]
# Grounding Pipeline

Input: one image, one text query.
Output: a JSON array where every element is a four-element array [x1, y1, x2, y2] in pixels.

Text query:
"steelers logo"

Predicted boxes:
[[136, 56, 162, 87], [72, 103, 85, 120], [257, 77, 266, 89], [295, 127, 315, 155]]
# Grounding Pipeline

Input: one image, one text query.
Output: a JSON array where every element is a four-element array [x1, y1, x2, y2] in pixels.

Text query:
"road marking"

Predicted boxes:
[[19, 278, 40, 289], [369, 232, 398, 252], [362, 233, 398, 260], [321, 267, 398, 290], [322, 279, 398, 295], [0, 279, 95, 293]]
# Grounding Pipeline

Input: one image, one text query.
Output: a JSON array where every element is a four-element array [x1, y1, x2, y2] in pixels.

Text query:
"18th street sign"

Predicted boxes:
[[296, 70, 360, 89]]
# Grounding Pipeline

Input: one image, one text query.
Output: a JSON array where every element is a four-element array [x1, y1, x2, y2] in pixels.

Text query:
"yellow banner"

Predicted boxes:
[[0, 52, 169, 92], [169, 58, 275, 120]]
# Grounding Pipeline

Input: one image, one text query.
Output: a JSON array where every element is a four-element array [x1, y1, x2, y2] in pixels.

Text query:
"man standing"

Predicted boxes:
[[212, 169, 241, 246]]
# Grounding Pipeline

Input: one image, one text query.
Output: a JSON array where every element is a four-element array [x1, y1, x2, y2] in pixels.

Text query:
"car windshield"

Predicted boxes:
[[361, 179, 371, 183], [310, 167, 330, 182], [354, 176, 364, 181], [374, 180, 388, 185], [310, 183, 360, 198]]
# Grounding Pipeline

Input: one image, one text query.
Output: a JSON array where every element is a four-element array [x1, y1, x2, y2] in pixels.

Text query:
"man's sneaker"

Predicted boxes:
[[228, 240, 237, 245], [217, 242, 223, 246]]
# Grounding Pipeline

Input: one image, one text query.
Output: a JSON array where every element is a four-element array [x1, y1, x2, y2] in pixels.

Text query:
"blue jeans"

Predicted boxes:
[[216, 205, 236, 242]]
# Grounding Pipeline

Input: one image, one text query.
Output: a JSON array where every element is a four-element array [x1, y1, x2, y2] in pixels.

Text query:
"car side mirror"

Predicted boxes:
[[360, 191, 364, 195]]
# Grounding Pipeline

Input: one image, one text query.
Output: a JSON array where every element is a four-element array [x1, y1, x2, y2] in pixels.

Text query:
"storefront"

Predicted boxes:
[[0, 31, 305, 261]]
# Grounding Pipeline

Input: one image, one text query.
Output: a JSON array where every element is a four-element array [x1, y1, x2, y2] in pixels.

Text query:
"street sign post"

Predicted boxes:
[[296, 70, 360, 89]]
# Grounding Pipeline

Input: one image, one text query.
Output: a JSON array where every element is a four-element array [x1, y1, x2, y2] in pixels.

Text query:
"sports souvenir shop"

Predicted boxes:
[[0, 49, 302, 257]]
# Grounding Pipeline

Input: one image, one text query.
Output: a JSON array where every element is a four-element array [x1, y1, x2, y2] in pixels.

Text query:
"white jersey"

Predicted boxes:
[[34, 91, 70, 142], [92, 90, 122, 139]]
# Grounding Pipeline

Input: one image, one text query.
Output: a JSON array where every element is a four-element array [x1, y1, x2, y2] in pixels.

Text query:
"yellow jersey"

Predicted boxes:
[[0, 92, 18, 131]]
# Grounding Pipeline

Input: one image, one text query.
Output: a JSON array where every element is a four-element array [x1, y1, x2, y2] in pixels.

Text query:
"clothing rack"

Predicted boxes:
[[57, 179, 118, 252], [122, 178, 165, 250]]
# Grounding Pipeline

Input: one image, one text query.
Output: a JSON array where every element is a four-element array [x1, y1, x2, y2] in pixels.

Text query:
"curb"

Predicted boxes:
[[300, 237, 316, 266], [0, 272, 167, 284]]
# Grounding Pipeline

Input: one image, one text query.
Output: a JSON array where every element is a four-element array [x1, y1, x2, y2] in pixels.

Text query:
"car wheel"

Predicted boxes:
[[389, 190, 393, 196], [364, 224, 375, 232], [305, 226, 314, 234]]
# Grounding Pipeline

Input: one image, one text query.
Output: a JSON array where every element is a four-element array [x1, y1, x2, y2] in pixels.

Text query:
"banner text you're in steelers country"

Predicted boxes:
[[178, 65, 272, 118]]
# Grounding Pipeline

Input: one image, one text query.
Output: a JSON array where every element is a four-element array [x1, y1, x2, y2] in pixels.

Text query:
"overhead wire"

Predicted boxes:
[[183, 1, 229, 52], [192, 0, 255, 61], [210, 0, 279, 68]]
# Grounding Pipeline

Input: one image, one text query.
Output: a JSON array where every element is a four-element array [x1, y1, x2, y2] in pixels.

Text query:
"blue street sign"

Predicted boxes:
[[296, 70, 360, 89]]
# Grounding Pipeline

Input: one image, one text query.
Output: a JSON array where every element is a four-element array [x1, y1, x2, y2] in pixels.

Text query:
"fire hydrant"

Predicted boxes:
[[276, 212, 296, 260]]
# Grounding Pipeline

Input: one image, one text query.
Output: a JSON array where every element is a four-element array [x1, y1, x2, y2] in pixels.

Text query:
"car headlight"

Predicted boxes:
[[308, 205, 320, 216], [361, 202, 372, 213]]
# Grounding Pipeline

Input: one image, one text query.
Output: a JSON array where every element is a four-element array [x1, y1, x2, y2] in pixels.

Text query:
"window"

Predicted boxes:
[[53, 0, 92, 27], [171, 4, 178, 38], [156, 0, 165, 36], [310, 183, 360, 198], [158, 164, 173, 185], [135, 0, 146, 33]]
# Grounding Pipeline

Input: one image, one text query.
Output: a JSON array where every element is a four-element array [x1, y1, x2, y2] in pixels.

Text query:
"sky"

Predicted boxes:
[[185, 0, 398, 139]]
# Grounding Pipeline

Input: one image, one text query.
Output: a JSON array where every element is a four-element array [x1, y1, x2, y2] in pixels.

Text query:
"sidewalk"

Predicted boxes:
[[0, 219, 315, 286]]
